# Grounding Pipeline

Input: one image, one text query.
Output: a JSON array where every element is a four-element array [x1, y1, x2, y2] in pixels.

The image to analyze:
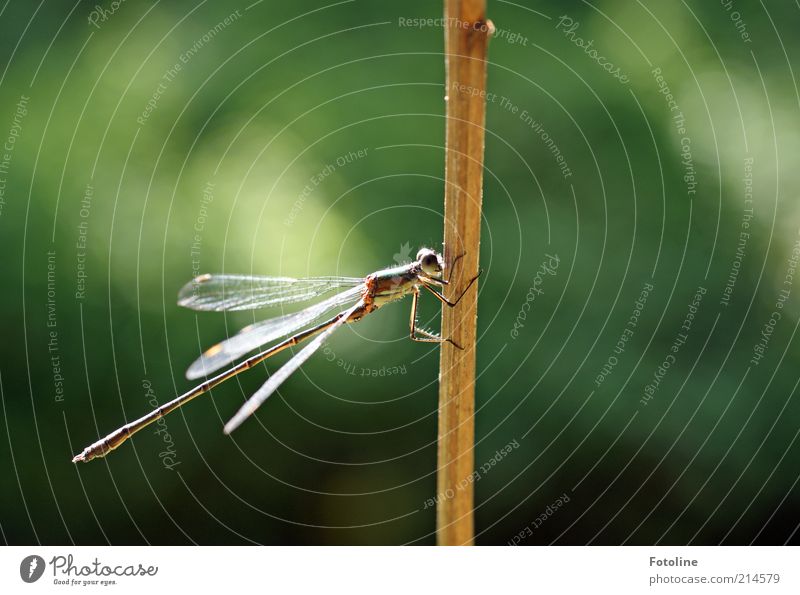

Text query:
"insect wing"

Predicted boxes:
[[186, 285, 364, 380], [223, 300, 363, 434], [178, 274, 363, 312]]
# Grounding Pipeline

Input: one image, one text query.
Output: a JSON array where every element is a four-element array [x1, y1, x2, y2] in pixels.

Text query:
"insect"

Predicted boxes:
[[72, 248, 480, 463]]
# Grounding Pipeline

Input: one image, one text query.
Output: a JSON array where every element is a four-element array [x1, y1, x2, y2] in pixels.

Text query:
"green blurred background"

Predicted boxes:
[[1, 0, 799, 545]]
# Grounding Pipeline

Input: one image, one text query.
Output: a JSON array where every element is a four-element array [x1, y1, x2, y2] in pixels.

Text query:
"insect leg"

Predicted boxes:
[[420, 269, 481, 308], [409, 288, 463, 349]]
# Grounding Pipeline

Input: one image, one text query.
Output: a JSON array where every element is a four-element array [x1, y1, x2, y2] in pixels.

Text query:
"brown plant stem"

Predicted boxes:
[[436, 0, 492, 546]]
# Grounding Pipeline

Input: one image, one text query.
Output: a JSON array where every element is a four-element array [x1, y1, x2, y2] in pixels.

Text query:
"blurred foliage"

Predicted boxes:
[[1, 0, 799, 544]]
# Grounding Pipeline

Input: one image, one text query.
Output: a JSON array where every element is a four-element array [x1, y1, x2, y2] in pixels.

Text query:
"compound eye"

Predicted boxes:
[[419, 252, 442, 275]]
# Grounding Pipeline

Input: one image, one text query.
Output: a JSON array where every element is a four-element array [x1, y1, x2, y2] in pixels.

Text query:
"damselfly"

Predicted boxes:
[[72, 248, 479, 463]]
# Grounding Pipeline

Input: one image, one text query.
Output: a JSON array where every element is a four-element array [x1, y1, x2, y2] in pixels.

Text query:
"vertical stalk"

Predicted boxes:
[[437, 0, 492, 546]]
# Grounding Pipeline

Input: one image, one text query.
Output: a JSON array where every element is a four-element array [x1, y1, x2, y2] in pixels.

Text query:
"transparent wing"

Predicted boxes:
[[177, 274, 363, 312], [223, 300, 364, 434], [186, 284, 364, 380]]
